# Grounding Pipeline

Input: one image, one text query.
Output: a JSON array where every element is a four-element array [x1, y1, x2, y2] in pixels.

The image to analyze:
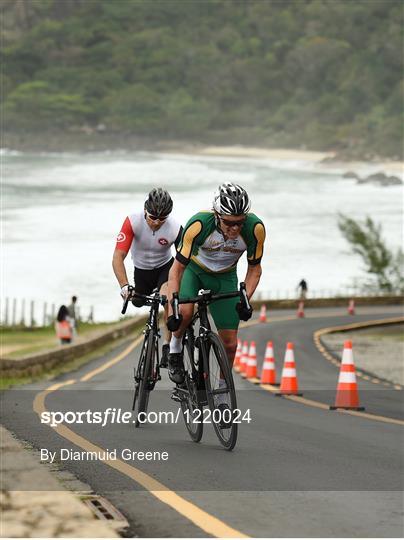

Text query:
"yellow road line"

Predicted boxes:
[[259, 383, 404, 425], [34, 310, 403, 535], [239, 314, 404, 425], [34, 345, 248, 538]]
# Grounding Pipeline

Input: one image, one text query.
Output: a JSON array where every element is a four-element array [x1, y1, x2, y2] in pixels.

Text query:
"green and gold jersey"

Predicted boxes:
[[176, 211, 266, 272]]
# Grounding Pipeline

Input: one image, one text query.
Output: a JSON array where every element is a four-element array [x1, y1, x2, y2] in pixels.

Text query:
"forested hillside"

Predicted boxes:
[[2, 0, 403, 157]]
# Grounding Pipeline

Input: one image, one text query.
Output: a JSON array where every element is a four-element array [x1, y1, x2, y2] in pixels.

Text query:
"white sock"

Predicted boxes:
[[169, 335, 183, 354]]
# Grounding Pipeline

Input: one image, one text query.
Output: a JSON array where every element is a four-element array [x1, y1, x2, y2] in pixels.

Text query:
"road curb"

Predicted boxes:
[[0, 316, 147, 377], [313, 317, 404, 391]]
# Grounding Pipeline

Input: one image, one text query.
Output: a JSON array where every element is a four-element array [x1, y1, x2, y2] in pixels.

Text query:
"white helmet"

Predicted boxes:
[[212, 182, 251, 215]]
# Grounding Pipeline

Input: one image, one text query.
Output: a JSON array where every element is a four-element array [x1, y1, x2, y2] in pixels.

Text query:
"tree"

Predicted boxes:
[[338, 214, 404, 293]]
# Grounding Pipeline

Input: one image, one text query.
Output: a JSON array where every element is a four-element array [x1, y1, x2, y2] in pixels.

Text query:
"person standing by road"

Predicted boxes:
[[67, 295, 78, 337], [165, 182, 266, 385], [112, 188, 183, 367], [55, 305, 73, 345], [297, 279, 308, 300]]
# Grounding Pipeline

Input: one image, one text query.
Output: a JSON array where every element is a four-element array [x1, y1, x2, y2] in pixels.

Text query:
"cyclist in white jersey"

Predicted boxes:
[[113, 188, 182, 366]]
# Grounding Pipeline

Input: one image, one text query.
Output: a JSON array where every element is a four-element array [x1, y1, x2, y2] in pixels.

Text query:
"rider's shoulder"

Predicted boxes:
[[128, 210, 144, 224], [166, 213, 181, 229], [185, 210, 215, 228], [244, 213, 264, 227]]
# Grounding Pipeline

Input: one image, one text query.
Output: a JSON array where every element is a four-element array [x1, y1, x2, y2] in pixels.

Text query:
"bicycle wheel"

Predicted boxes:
[[204, 332, 238, 450], [132, 337, 146, 411], [135, 331, 154, 428], [180, 328, 203, 442]]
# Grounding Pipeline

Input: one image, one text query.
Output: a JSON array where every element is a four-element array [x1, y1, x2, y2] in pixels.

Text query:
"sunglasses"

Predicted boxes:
[[219, 217, 246, 228], [146, 212, 168, 222]]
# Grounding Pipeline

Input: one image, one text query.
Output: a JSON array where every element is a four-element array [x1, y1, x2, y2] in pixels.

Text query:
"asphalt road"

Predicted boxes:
[[1, 305, 403, 537]]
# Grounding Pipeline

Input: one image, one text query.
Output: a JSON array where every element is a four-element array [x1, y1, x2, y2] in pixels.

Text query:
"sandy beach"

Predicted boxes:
[[157, 142, 403, 176], [191, 145, 404, 174], [3, 132, 403, 175], [198, 145, 335, 161]]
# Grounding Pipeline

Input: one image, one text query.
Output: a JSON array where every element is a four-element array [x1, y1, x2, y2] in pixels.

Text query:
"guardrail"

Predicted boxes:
[[250, 295, 403, 310], [254, 289, 404, 300]]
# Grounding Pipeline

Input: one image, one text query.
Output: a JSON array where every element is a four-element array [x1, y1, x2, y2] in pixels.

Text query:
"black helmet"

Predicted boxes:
[[144, 188, 173, 217], [212, 182, 251, 215]]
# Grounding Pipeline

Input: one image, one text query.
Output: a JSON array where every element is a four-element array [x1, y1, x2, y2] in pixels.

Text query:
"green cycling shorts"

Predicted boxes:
[[180, 260, 239, 330]]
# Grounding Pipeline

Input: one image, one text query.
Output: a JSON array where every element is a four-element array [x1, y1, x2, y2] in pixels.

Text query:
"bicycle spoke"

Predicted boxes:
[[179, 329, 203, 442], [205, 333, 238, 450]]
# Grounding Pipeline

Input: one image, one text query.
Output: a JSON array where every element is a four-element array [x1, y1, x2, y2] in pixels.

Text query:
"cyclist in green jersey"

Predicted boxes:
[[166, 182, 266, 384]]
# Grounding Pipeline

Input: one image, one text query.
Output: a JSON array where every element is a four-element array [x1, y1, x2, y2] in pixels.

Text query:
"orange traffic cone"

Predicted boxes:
[[276, 342, 302, 396], [348, 299, 355, 315], [261, 341, 276, 384], [330, 340, 364, 410], [297, 301, 305, 318], [246, 341, 258, 378], [259, 304, 267, 322], [233, 339, 242, 370], [239, 340, 249, 374]]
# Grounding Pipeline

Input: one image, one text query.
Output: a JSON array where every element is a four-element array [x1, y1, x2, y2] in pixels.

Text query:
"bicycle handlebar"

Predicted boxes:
[[171, 282, 251, 319], [121, 287, 167, 315]]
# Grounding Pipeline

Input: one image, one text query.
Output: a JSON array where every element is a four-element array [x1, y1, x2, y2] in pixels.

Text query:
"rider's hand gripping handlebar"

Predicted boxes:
[[239, 282, 251, 310], [167, 291, 182, 332], [172, 291, 180, 320], [121, 286, 135, 315], [236, 282, 253, 321]]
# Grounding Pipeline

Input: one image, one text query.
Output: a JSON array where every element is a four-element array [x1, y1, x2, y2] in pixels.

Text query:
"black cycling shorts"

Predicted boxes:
[[134, 258, 173, 295]]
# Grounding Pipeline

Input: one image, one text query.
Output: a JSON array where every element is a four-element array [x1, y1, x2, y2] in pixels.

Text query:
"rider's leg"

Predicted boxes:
[[167, 303, 194, 383], [216, 329, 238, 413], [159, 282, 170, 339], [167, 266, 200, 383], [217, 329, 238, 366], [156, 260, 174, 366]]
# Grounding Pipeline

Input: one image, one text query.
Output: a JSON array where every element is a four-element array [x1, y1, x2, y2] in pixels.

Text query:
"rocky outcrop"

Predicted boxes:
[[342, 171, 360, 179], [344, 171, 402, 186]]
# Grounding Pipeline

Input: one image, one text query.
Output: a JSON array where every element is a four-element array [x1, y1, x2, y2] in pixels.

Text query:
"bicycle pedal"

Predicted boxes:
[[170, 390, 182, 403]]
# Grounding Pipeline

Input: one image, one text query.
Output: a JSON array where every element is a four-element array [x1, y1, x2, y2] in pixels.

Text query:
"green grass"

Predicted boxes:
[[1, 321, 124, 358], [0, 327, 143, 390], [356, 324, 404, 342]]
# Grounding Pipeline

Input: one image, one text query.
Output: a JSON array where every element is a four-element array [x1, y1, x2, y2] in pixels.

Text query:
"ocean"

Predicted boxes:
[[2, 149, 402, 322]]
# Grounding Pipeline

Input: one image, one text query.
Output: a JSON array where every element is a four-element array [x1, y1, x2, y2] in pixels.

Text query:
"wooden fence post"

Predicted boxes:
[[43, 302, 47, 327], [4, 297, 9, 326], [30, 300, 35, 327], [12, 298, 17, 326], [20, 299, 25, 326]]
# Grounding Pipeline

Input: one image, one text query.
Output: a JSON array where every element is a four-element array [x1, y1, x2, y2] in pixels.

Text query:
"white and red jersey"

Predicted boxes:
[[115, 211, 182, 270]]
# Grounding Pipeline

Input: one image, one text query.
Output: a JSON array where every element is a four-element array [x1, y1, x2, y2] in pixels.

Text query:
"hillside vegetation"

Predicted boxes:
[[2, 0, 403, 157]]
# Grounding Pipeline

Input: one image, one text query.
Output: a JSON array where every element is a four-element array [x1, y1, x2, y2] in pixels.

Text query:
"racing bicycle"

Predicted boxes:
[[122, 288, 167, 428], [170, 282, 251, 451]]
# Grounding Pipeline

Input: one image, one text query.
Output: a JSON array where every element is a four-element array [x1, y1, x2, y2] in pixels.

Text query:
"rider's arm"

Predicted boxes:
[[244, 263, 262, 299], [112, 217, 134, 287], [174, 225, 183, 250], [166, 215, 203, 314], [112, 248, 130, 288], [244, 216, 266, 299], [166, 259, 186, 316]]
